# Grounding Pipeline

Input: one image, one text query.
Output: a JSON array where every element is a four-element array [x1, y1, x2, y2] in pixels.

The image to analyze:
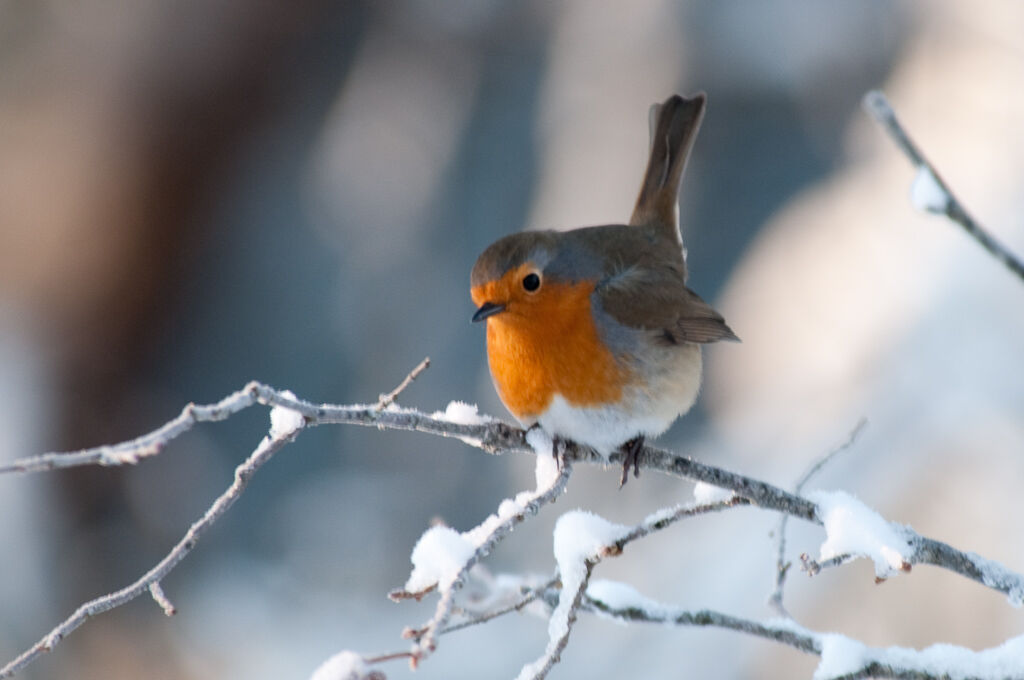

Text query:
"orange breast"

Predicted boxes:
[[484, 281, 629, 420]]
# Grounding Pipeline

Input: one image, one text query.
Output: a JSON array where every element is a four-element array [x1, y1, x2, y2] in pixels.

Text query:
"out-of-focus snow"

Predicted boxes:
[[586, 579, 668, 623], [814, 632, 1024, 680], [814, 634, 867, 679], [693, 481, 734, 504], [874, 633, 1024, 679], [910, 165, 951, 214], [309, 651, 369, 680], [808, 490, 912, 578]]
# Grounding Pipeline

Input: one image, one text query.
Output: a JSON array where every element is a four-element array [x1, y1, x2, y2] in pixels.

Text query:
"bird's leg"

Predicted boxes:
[[553, 436, 568, 471], [618, 435, 645, 488], [526, 424, 567, 471]]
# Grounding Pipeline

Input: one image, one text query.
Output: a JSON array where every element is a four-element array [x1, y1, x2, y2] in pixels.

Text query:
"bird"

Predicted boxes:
[[470, 93, 738, 486]]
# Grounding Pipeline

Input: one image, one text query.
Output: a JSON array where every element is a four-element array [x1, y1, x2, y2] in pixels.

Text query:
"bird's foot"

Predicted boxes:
[[618, 435, 645, 488], [526, 424, 568, 470]]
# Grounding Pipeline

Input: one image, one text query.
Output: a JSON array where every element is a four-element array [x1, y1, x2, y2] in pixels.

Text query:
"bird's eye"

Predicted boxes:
[[522, 273, 541, 292]]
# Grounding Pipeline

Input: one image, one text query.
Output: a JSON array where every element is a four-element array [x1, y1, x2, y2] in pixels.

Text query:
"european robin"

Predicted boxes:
[[470, 93, 738, 485]]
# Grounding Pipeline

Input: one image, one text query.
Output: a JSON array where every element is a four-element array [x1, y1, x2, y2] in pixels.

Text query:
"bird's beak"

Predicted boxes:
[[472, 301, 505, 323]]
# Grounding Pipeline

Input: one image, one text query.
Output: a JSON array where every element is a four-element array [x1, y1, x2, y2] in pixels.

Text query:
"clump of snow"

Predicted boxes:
[[269, 390, 305, 438], [404, 526, 476, 594], [814, 634, 867, 680], [432, 400, 493, 426], [910, 165, 950, 214], [808, 490, 912, 578], [309, 650, 369, 680], [515, 511, 630, 680], [586, 579, 667, 623], [693, 481, 734, 504], [404, 430, 567, 597], [526, 428, 560, 490], [878, 633, 1024, 679], [642, 504, 680, 526], [814, 632, 1024, 680]]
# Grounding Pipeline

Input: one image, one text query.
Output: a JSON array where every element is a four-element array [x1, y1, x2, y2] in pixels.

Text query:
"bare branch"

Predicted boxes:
[[0, 422, 300, 678], [376, 357, 431, 411], [440, 575, 559, 636], [863, 90, 1024, 283], [801, 552, 857, 577], [0, 386, 264, 474], [770, 419, 867, 615], [148, 582, 176, 617]]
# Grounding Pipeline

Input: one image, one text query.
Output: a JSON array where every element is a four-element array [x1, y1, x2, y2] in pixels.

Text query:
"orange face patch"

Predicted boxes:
[[471, 265, 629, 420]]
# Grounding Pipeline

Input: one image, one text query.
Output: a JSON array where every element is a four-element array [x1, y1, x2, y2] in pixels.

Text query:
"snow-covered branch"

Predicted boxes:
[[863, 90, 1024, 283], [397, 430, 571, 667], [2, 366, 1022, 678]]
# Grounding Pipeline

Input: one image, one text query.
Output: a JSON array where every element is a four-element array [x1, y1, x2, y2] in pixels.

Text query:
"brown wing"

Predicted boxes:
[[596, 260, 739, 345]]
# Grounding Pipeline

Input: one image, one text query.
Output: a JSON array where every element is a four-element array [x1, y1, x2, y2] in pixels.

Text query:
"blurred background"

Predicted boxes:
[[1, 1, 1022, 678]]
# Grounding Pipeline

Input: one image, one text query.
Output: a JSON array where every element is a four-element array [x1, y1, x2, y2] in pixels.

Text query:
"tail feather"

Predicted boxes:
[[629, 93, 706, 243]]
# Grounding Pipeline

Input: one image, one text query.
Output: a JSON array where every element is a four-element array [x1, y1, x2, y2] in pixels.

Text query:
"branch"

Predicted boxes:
[[0, 414, 303, 678], [770, 419, 867, 615], [401, 451, 572, 667], [863, 90, 1024, 283], [581, 586, 1024, 680], [3, 381, 1022, 678], [582, 590, 819, 655]]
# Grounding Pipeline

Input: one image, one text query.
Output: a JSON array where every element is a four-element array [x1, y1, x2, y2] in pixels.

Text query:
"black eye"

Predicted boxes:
[[522, 273, 541, 292]]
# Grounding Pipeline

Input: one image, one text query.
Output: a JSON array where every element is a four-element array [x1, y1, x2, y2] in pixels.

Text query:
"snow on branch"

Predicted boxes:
[[395, 429, 571, 668], [863, 90, 1024, 283], [580, 582, 1024, 680], [2, 355, 1023, 678]]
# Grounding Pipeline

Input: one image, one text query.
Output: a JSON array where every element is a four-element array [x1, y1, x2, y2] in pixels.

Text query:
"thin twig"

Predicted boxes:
[[408, 461, 573, 666], [863, 90, 1024, 283], [376, 357, 431, 411], [519, 562, 593, 680], [0, 389, 263, 474], [582, 592, 820, 655], [0, 423, 300, 678], [770, 419, 867, 616], [148, 582, 176, 617], [801, 552, 857, 577], [440, 576, 559, 636]]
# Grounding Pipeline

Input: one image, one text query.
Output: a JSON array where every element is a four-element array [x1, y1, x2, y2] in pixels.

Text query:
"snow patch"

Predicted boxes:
[[808, 490, 912, 578], [814, 632, 1024, 680], [526, 428, 560, 490], [269, 390, 305, 438], [815, 634, 868, 679], [404, 526, 475, 594], [693, 481, 734, 504], [910, 165, 950, 214], [432, 400, 493, 426], [586, 579, 668, 623], [310, 651, 369, 680], [515, 511, 630, 680]]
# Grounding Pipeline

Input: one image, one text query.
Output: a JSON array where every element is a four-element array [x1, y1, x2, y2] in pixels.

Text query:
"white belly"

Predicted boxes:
[[536, 343, 702, 456]]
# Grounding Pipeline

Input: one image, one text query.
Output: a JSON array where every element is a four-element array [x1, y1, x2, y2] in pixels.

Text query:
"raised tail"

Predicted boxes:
[[628, 93, 706, 243]]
